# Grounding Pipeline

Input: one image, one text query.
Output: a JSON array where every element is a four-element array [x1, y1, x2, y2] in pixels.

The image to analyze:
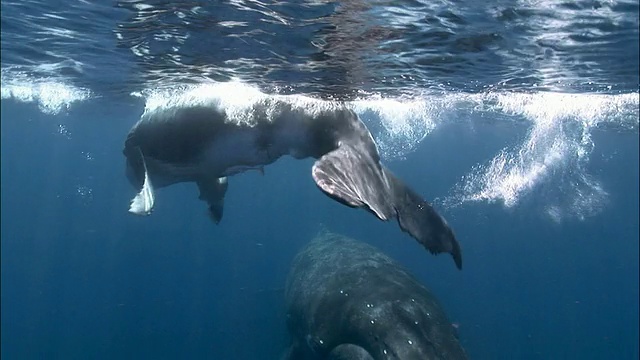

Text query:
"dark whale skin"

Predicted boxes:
[[284, 233, 468, 360], [124, 101, 462, 269]]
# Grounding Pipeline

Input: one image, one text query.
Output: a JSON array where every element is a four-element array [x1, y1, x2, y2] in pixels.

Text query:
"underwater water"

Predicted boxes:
[[1, 0, 638, 359]]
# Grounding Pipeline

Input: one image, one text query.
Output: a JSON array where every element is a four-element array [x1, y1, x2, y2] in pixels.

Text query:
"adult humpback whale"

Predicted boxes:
[[284, 232, 468, 360], [123, 89, 462, 269]]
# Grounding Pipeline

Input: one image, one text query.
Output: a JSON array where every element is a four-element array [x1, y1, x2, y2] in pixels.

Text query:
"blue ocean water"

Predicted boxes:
[[1, 0, 638, 359]]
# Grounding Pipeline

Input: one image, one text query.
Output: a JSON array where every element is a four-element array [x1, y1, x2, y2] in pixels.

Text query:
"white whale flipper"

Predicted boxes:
[[129, 150, 155, 215]]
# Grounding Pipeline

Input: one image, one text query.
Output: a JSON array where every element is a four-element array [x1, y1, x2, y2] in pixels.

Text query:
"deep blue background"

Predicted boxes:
[[1, 96, 638, 359]]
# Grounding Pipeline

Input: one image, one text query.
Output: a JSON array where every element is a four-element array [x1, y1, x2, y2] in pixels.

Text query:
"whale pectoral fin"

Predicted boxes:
[[383, 167, 463, 270], [197, 176, 229, 224], [129, 153, 155, 216], [312, 144, 463, 270], [327, 344, 374, 360], [311, 144, 395, 221]]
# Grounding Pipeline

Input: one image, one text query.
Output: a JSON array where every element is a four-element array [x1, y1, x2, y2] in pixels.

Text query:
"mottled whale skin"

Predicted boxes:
[[284, 233, 468, 360], [123, 98, 462, 268]]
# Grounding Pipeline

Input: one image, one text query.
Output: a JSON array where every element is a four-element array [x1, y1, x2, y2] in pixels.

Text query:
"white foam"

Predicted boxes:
[[0, 69, 91, 114], [142, 81, 266, 112], [139, 81, 343, 126], [350, 96, 438, 159], [449, 91, 637, 219]]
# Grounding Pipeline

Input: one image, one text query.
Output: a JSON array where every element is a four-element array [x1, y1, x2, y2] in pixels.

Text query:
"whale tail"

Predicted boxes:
[[312, 143, 462, 269]]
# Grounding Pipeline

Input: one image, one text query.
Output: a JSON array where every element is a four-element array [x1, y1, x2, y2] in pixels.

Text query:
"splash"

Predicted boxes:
[[350, 96, 438, 159], [0, 68, 91, 114], [449, 91, 637, 220], [137, 80, 345, 126]]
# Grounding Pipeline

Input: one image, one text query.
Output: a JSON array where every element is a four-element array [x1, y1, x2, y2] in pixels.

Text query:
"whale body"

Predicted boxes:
[[284, 232, 468, 359], [123, 91, 462, 268]]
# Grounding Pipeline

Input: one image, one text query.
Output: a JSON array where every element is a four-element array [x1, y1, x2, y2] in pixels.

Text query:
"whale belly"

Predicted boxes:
[[201, 128, 272, 177]]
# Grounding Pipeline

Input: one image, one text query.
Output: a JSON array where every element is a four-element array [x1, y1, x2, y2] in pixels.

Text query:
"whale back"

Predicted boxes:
[[284, 233, 467, 360]]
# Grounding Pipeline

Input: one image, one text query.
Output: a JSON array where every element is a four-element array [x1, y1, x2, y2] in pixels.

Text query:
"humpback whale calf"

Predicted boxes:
[[284, 232, 468, 360], [123, 89, 462, 268]]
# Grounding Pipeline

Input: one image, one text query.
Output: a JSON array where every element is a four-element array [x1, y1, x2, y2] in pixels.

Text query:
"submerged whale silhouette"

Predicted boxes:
[[284, 232, 468, 359], [123, 93, 462, 269]]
